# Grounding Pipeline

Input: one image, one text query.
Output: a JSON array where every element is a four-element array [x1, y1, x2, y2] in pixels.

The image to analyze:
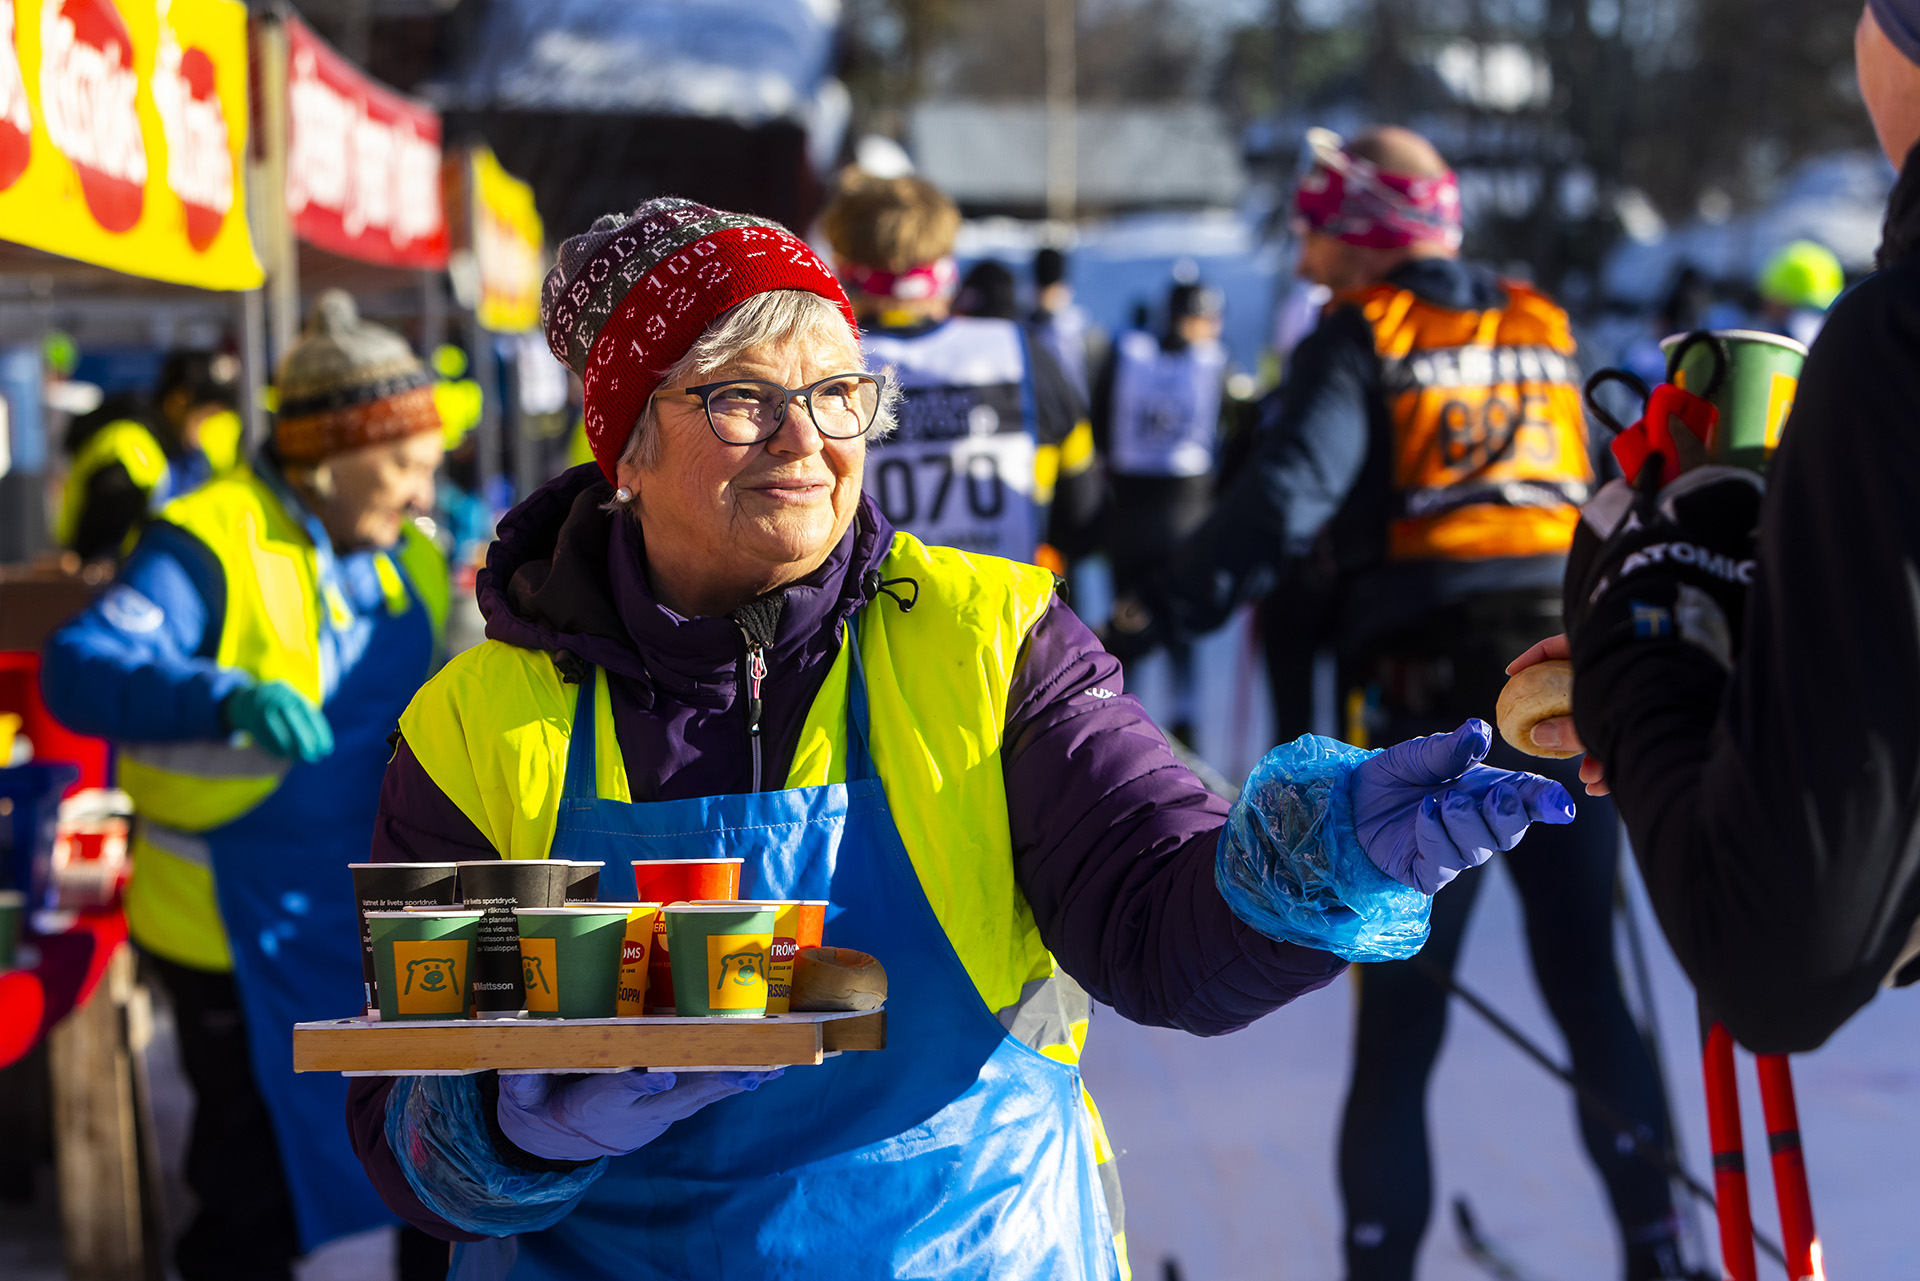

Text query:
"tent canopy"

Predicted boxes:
[[430, 0, 841, 241], [434, 0, 837, 126]]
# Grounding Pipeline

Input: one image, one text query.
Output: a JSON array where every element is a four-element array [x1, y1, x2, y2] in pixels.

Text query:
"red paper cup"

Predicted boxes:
[[630, 859, 743, 1014]]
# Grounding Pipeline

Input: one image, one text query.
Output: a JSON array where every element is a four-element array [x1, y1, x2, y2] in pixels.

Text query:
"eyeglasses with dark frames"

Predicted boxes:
[[663, 372, 887, 445]]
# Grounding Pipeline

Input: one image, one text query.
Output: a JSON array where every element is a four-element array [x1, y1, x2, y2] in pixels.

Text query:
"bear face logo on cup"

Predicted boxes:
[[522, 954, 552, 996], [717, 948, 765, 991], [405, 956, 457, 995]]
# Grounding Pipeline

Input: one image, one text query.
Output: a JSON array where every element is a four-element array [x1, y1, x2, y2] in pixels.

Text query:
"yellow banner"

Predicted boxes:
[[471, 144, 542, 333], [0, 0, 261, 290]]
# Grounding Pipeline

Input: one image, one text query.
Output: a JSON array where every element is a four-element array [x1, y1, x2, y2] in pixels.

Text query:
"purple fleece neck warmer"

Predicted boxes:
[[1873, 0, 1920, 66]]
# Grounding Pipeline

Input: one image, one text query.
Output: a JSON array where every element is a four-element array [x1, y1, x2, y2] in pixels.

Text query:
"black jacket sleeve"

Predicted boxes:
[[1575, 264, 1920, 1053], [1140, 307, 1376, 641], [70, 461, 149, 561], [1023, 330, 1103, 558]]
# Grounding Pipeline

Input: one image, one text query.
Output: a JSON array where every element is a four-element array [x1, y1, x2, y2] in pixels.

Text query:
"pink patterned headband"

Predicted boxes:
[[836, 256, 960, 303], [1293, 128, 1463, 251]]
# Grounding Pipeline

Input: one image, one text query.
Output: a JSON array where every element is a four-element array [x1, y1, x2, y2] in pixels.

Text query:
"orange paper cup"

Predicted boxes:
[[694, 899, 826, 1014], [630, 859, 744, 1015]]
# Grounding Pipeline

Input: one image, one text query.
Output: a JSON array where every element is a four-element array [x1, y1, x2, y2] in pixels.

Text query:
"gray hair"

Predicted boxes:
[[610, 290, 896, 495]]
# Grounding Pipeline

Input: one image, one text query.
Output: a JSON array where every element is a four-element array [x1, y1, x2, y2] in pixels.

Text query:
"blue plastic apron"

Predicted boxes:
[[211, 511, 435, 1250], [458, 621, 1118, 1279]]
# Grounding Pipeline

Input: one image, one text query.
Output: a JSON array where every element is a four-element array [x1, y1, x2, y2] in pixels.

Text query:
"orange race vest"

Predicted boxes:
[[1336, 280, 1593, 562]]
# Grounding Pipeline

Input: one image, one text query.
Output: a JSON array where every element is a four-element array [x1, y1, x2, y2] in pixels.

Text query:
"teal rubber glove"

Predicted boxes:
[[223, 681, 334, 762]]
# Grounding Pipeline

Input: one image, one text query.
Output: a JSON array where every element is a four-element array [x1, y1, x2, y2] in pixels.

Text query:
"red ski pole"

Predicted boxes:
[[1702, 1020, 1757, 1281], [1756, 1053, 1824, 1280]]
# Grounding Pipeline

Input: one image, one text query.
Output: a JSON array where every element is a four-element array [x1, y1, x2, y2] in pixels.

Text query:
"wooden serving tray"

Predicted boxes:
[[293, 1009, 886, 1075]]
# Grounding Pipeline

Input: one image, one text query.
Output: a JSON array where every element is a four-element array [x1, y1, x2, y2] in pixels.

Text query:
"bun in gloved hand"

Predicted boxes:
[[1495, 660, 1578, 758]]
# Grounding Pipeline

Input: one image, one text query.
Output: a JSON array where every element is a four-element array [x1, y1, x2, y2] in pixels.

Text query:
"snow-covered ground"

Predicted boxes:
[[10, 580, 1916, 1281], [1093, 598, 1920, 1281]]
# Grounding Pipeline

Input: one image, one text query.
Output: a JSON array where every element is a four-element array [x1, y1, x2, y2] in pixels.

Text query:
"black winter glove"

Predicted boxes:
[[1563, 464, 1765, 678], [1100, 593, 1166, 666]]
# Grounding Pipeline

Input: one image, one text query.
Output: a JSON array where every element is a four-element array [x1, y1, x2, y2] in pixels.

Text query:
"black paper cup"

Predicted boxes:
[[455, 860, 568, 1015], [563, 861, 605, 902], [349, 863, 457, 1015]]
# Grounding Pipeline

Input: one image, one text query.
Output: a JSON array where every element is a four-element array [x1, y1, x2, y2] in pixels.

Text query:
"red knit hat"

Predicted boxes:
[[540, 198, 857, 483]]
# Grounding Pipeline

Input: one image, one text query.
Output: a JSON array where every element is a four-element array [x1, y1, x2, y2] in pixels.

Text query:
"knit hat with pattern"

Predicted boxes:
[[275, 290, 438, 464], [540, 197, 855, 483]]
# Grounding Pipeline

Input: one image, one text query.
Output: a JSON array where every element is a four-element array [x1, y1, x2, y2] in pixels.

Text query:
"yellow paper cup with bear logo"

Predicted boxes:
[[662, 904, 775, 1018], [597, 902, 664, 1017], [514, 907, 630, 1019], [368, 910, 483, 1021]]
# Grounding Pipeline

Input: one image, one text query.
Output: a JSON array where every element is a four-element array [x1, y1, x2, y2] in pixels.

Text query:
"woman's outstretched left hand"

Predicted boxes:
[[1352, 719, 1576, 894]]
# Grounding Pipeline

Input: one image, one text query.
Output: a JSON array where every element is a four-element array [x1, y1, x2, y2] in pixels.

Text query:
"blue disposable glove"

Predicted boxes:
[[222, 680, 334, 762], [1352, 719, 1576, 894], [496, 1068, 783, 1161]]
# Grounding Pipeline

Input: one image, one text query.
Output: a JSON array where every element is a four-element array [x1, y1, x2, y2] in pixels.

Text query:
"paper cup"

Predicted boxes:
[[349, 864, 457, 1014], [663, 903, 776, 1018], [562, 861, 605, 902], [455, 860, 568, 1015], [368, 910, 483, 1021], [514, 907, 630, 1019], [630, 859, 744, 1015], [600, 902, 664, 1017], [0, 890, 23, 972], [693, 900, 826, 1014], [1661, 329, 1807, 474]]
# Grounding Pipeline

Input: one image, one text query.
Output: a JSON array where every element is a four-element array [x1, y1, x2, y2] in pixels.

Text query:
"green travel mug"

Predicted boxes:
[[1660, 329, 1807, 474], [514, 907, 630, 1019], [662, 903, 776, 1018], [368, 910, 484, 1021]]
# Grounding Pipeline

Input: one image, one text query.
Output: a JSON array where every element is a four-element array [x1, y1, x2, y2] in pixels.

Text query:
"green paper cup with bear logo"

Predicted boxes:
[[1661, 329, 1807, 474], [368, 910, 483, 1021], [662, 903, 776, 1018], [514, 907, 631, 1019]]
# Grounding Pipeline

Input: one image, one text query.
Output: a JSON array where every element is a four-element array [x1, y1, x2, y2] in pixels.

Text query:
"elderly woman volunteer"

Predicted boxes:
[[348, 198, 1574, 1281]]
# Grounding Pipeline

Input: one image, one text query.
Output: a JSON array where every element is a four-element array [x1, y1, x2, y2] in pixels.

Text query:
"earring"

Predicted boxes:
[[614, 487, 633, 504]]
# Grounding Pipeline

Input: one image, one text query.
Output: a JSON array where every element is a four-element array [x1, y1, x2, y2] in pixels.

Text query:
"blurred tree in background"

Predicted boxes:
[[841, 0, 1877, 292]]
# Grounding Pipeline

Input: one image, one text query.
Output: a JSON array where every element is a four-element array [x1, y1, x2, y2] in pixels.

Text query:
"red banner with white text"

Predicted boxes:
[[282, 13, 446, 268]]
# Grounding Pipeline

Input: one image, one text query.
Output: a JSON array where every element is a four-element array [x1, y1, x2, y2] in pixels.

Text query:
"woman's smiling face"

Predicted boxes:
[[618, 329, 869, 618]]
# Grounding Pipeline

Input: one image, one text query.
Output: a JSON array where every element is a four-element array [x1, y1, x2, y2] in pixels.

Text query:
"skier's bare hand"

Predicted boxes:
[[1505, 635, 1610, 796]]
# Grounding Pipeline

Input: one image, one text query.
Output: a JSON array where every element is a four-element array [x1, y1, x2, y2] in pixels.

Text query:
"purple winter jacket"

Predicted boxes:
[[347, 466, 1345, 1240]]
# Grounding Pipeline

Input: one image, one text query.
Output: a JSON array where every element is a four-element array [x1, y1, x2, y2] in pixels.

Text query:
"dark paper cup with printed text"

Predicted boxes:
[[663, 903, 776, 1018], [455, 860, 568, 1015], [514, 907, 630, 1019], [693, 900, 826, 1014], [630, 859, 744, 1014], [368, 910, 483, 1021], [349, 863, 457, 1016], [562, 861, 606, 902]]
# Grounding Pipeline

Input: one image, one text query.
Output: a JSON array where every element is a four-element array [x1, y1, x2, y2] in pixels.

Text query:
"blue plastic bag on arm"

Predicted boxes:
[[1216, 734, 1434, 962], [386, 1074, 607, 1238]]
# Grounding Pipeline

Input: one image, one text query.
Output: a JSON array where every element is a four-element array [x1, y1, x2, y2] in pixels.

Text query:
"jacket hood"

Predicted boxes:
[[1385, 256, 1509, 311], [1880, 139, 1920, 269], [476, 463, 893, 699]]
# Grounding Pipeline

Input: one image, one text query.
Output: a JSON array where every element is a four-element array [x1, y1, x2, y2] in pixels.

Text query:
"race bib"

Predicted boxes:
[[864, 432, 1038, 561]]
